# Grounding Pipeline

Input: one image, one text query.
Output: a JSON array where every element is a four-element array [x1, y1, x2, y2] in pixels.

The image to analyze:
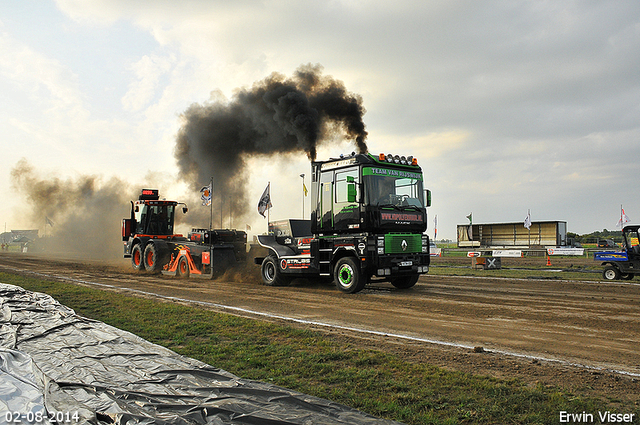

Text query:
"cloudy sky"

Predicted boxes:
[[1, 0, 639, 242]]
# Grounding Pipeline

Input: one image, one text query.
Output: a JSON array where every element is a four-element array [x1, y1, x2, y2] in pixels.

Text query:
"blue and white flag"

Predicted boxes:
[[200, 183, 212, 206], [524, 210, 531, 230]]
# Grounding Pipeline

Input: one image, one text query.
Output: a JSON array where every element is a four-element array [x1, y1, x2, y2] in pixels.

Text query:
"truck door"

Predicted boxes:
[[319, 170, 334, 230], [334, 168, 360, 231]]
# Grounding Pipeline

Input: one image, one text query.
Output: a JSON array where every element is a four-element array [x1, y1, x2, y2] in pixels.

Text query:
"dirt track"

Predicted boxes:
[[1, 252, 639, 407]]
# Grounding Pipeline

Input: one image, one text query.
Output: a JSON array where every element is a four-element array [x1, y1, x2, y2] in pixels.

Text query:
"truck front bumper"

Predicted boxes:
[[373, 254, 430, 277]]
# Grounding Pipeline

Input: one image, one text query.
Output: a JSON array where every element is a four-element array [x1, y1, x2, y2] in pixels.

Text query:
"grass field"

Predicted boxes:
[[0, 271, 628, 425]]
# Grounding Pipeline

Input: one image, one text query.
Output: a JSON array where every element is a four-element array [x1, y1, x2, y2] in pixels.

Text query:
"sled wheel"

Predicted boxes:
[[176, 256, 190, 278]]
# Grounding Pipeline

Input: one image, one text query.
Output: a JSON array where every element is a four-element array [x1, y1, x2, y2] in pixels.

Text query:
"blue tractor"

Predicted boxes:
[[594, 225, 640, 280]]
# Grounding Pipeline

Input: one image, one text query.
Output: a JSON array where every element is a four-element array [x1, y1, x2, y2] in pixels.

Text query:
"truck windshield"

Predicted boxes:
[[363, 167, 424, 208], [137, 204, 176, 235]]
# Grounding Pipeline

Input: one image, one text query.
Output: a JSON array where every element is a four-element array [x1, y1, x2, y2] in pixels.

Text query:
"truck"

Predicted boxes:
[[594, 224, 640, 280], [255, 152, 431, 293], [122, 189, 246, 277]]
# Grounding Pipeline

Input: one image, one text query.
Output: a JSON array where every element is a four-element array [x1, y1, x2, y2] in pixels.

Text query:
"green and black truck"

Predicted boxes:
[[255, 152, 432, 293]]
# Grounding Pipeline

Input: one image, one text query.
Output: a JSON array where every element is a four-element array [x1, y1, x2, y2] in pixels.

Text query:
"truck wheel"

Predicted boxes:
[[176, 256, 190, 278], [621, 273, 634, 280], [143, 243, 162, 273], [603, 266, 620, 280], [334, 257, 367, 294], [261, 256, 290, 286], [390, 275, 419, 289], [131, 244, 144, 271]]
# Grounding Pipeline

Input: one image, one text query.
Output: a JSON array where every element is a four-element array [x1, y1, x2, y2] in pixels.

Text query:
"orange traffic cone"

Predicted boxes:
[[546, 255, 552, 266]]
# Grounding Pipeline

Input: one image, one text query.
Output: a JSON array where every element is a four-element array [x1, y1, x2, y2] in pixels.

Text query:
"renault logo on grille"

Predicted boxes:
[[401, 239, 408, 251]]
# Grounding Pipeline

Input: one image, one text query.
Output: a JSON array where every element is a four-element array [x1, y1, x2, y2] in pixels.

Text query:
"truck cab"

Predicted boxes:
[[311, 153, 428, 235], [257, 152, 431, 293]]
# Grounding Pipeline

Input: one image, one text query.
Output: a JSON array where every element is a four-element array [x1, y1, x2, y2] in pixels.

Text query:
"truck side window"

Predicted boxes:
[[319, 170, 334, 229], [335, 169, 359, 203]]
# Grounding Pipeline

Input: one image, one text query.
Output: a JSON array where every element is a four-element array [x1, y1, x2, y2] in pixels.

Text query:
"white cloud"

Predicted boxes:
[[122, 54, 174, 112], [0, 31, 87, 121]]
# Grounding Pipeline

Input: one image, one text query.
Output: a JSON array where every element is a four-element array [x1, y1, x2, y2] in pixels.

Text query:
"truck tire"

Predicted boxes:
[[603, 265, 620, 280], [334, 257, 367, 294], [176, 256, 190, 278], [390, 275, 419, 289], [143, 243, 162, 273], [261, 256, 290, 286], [621, 273, 635, 280], [131, 244, 144, 271]]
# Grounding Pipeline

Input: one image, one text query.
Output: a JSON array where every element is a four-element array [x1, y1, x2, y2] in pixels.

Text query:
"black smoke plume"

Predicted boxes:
[[174, 64, 368, 224]]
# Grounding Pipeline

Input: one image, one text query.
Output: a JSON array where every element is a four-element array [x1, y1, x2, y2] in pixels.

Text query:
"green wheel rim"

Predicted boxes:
[[339, 264, 353, 285]]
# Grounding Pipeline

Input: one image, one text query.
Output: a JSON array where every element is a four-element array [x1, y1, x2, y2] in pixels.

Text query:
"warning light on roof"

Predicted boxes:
[[378, 153, 418, 166]]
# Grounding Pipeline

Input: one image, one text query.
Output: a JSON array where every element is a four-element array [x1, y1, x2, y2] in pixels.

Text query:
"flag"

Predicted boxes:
[[616, 206, 631, 228], [466, 213, 472, 224], [300, 174, 308, 196], [434, 215, 438, 240], [258, 183, 272, 217], [45, 217, 54, 227], [524, 210, 531, 230], [200, 183, 212, 206]]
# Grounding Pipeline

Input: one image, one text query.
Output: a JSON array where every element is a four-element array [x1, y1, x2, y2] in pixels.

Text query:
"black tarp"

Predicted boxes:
[[0, 284, 402, 425]]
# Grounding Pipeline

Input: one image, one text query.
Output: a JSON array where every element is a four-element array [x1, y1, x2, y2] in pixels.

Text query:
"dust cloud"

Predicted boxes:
[[10, 159, 134, 260]]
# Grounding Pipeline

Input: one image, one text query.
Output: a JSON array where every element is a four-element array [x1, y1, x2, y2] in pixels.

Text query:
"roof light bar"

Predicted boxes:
[[377, 153, 418, 166]]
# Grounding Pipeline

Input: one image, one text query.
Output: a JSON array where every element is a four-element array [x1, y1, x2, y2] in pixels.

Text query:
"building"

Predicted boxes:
[[457, 221, 567, 248], [0, 230, 39, 247]]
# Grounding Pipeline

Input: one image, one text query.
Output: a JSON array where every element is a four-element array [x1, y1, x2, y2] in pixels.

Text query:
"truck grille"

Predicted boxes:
[[384, 234, 422, 254]]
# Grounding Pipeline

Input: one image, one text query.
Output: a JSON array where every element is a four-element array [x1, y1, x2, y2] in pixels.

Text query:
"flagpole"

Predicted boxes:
[[267, 182, 270, 233], [210, 177, 213, 231], [300, 174, 305, 219]]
